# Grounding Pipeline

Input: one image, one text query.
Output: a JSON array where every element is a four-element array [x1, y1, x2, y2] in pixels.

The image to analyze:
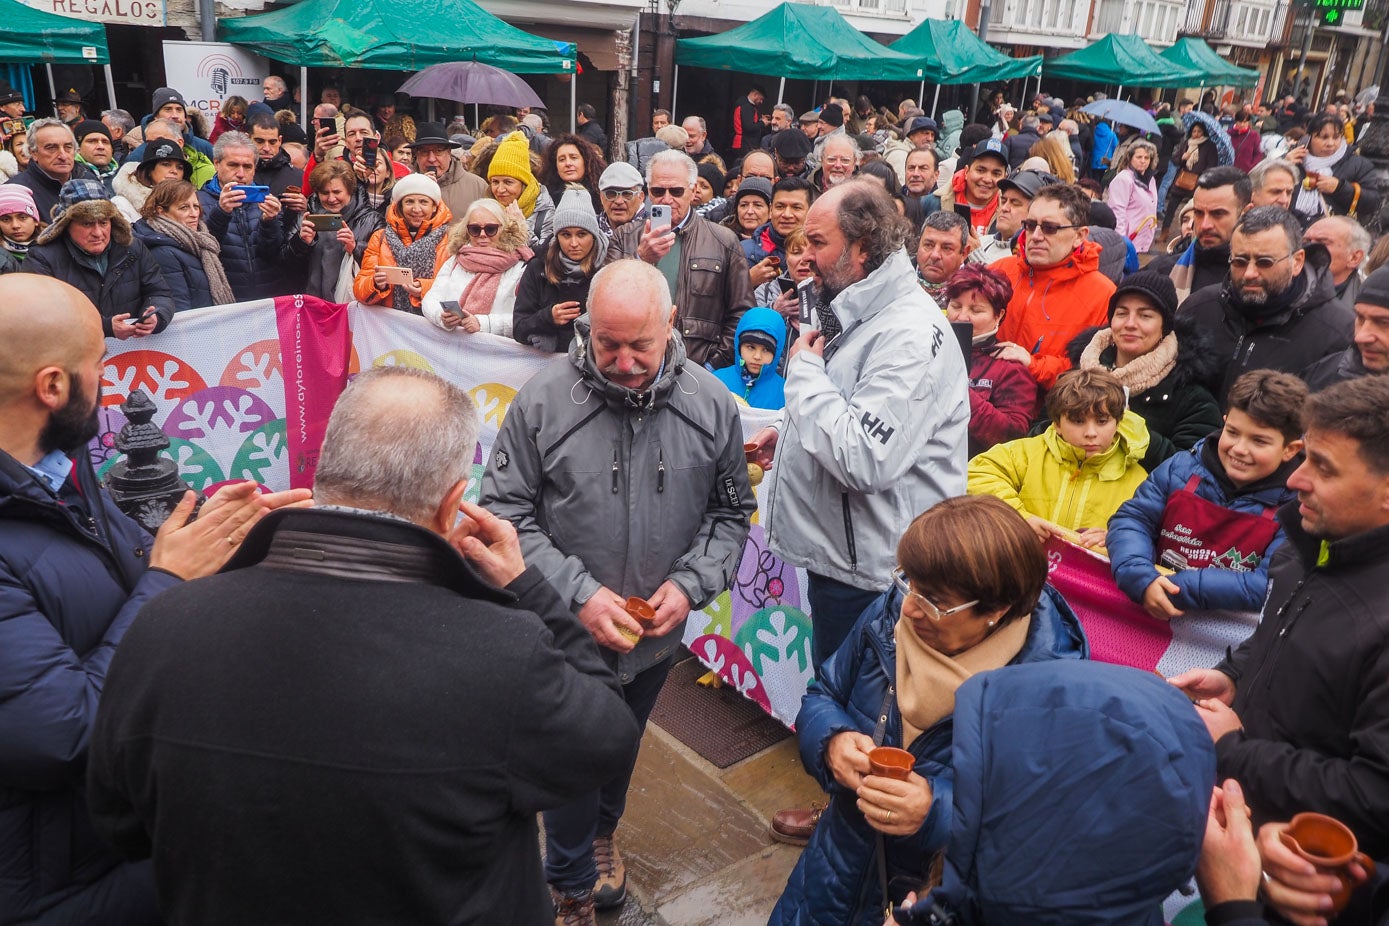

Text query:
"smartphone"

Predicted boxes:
[[796, 278, 815, 328], [439, 299, 466, 319], [236, 184, 270, 204], [776, 275, 797, 295], [648, 203, 671, 232], [137, 306, 158, 324], [317, 116, 336, 136], [306, 213, 343, 232], [380, 265, 414, 285], [362, 137, 379, 170]]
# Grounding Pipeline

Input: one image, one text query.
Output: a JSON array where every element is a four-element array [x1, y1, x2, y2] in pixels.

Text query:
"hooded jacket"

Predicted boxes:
[[763, 248, 970, 590], [281, 193, 383, 301], [968, 410, 1150, 531], [1177, 244, 1354, 403], [0, 450, 177, 925], [1107, 438, 1297, 613], [995, 238, 1116, 389], [253, 148, 300, 196], [911, 662, 1214, 926], [936, 110, 965, 162], [710, 306, 787, 409], [197, 175, 288, 302], [480, 319, 755, 683], [769, 584, 1087, 926], [1090, 121, 1118, 170]]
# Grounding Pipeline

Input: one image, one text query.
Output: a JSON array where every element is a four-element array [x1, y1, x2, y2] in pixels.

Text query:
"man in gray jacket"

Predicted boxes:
[[482, 259, 754, 924]]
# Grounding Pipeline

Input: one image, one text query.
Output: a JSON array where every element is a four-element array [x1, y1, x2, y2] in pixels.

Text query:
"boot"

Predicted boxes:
[[592, 833, 627, 910], [551, 886, 596, 926]]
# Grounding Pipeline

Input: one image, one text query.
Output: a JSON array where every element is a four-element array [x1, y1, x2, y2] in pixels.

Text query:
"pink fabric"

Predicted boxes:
[[1043, 536, 1171, 671], [1107, 169, 1159, 253], [454, 245, 530, 316], [274, 294, 352, 490]]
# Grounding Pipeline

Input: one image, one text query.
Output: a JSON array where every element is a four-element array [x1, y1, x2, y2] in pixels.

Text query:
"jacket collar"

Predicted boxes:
[[1277, 504, 1389, 573], [568, 314, 688, 410], [827, 248, 919, 329]]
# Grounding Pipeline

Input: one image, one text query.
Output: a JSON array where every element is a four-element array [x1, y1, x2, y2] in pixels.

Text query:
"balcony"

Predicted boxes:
[[1088, 0, 1185, 45], [1181, 0, 1231, 38], [986, 0, 1090, 43], [827, 0, 911, 17]]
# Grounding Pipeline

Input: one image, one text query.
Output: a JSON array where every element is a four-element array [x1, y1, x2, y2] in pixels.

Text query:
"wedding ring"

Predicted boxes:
[[226, 536, 236, 545], [886, 810, 894, 823]]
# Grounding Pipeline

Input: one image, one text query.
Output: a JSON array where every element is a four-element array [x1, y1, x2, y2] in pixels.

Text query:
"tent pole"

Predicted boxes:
[[671, 65, 679, 122], [44, 65, 56, 116], [812, 79, 817, 107], [931, 83, 941, 120], [300, 66, 308, 128], [103, 64, 116, 111], [427, 99, 435, 122], [570, 72, 576, 133], [1116, 83, 1124, 101], [777, 76, 785, 105], [918, 79, 925, 109]]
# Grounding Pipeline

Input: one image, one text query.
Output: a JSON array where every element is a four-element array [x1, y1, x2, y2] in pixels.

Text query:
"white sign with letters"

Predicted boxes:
[[161, 41, 269, 120], [19, 0, 164, 27]]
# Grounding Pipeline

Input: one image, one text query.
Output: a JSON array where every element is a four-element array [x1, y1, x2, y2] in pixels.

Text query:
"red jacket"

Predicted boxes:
[[996, 238, 1115, 389], [965, 337, 1040, 458]]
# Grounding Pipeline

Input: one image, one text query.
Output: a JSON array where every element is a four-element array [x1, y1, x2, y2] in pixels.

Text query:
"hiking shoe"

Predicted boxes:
[[592, 833, 627, 910], [551, 886, 596, 926], [770, 804, 825, 846]]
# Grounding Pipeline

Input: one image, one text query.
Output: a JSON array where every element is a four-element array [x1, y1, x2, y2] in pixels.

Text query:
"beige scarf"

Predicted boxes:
[[894, 614, 1031, 747], [1079, 328, 1178, 395]]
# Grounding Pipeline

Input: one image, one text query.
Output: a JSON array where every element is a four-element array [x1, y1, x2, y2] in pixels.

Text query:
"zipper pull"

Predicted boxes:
[[611, 449, 619, 494], [657, 448, 666, 493]]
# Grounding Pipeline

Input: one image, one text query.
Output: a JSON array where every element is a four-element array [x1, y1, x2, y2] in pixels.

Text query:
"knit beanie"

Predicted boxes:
[[697, 162, 725, 196], [551, 188, 601, 239], [0, 185, 40, 221], [1357, 266, 1389, 309], [391, 173, 442, 205], [488, 131, 539, 217], [1109, 270, 1178, 333], [73, 119, 112, 144]]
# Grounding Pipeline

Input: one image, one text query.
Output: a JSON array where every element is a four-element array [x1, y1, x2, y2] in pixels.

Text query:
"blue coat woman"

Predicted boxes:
[[769, 581, 1087, 925]]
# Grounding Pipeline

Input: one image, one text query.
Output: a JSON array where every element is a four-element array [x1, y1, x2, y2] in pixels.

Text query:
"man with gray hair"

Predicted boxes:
[[484, 259, 754, 923], [915, 210, 972, 307], [3, 117, 96, 220], [607, 148, 754, 367], [1303, 214, 1370, 303], [197, 130, 286, 300], [1249, 158, 1298, 211], [89, 366, 639, 926], [811, 133, 858, 193], [1179, 205, 1354, 402], [761, 102, 798, 149], [681, 114, 726, 172], [1005, 113, 1043, 169], [101, 108, 136, 161]]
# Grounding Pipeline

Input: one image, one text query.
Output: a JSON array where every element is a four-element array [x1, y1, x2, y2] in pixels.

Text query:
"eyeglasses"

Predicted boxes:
[[466, 223, 501, 238], [1020, 219, 1083, 237], [892, 569, 979, 622], [602, 188, 641, 201], [1229, 252, 1294, 271], [648, 186, 686, 199]]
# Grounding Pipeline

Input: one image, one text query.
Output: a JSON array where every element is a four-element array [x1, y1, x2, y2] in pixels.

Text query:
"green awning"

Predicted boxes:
[[1043, 34, 1203, 88], [889, 19, 1040, 85], [1160, 38, 1260, 88], [217, 0, 574, 73], [0, 0, 108, 65], [675, 2, 924, 82]]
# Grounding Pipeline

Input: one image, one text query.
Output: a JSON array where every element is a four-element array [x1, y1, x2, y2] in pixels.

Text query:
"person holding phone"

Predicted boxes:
[[487, 130, 553, 247], [511, 190, 607, 351], [355, 174, 452, 313], [283, 160, 383, 301], [1287, 112, 1381, 231], [197, 131, 288, 302], [423, 197, 531, 336]]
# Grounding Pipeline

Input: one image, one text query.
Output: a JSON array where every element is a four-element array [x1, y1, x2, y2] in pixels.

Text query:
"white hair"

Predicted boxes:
[[213, 130, 255, 162], [646, 149, 697, 187]]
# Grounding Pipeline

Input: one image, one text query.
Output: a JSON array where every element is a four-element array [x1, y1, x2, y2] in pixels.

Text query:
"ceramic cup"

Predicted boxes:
[[867, 746, 914, 781], [1279, 812, 1376, 914], [616, 597, 656, 644]]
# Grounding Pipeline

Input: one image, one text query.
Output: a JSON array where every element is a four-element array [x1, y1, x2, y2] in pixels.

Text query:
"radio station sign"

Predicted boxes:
[[162, 42, 270, 121], [19, 0, 165, 27]]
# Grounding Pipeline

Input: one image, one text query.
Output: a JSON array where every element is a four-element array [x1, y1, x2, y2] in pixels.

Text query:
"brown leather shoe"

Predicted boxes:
[[551, 886, 596, 926], [591, 833, 627, 910], [769, 804, 825, 846]]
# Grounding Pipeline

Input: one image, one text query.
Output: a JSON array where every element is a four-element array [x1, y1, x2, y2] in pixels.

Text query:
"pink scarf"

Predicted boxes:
[[454, 245, 530, 315]]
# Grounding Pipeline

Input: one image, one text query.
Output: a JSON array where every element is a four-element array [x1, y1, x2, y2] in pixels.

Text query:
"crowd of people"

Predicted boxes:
[[1, 71, 1388, 926]]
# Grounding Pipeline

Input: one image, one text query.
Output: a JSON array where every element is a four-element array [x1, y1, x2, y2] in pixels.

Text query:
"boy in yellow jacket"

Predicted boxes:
[[968, 369, 1149, 541]]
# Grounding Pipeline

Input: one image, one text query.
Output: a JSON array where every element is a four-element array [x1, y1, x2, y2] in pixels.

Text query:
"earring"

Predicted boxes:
[[987, 620, 996, 628]]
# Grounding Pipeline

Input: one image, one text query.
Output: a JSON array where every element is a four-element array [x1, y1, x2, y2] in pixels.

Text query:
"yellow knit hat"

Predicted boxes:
[[487, 131, 539, 217]]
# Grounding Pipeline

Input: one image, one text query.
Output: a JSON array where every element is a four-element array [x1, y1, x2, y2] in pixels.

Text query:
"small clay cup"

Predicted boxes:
[[1279, 812, 1376, 914], [867, 746, 914, 781], [616, 597, 656, 644], [744, 441, 760, 462]]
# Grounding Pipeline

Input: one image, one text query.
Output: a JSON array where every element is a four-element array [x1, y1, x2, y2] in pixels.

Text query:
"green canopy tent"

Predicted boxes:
[[219, 0, 575, 126], [673, 2, 924, 113], [888, 19, 1042, 118], [1160, 37, 1259, 89], [1043, 34, 1204, 95], [0, 0, 113, 110]]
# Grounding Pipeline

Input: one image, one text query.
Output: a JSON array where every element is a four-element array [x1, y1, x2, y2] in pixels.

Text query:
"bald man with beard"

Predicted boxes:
[[0, 276, 307, 925]]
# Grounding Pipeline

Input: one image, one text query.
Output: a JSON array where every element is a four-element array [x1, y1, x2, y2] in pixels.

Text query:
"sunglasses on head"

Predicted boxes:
[[648, 186, 686, 199], [467, 223, 501, 238]]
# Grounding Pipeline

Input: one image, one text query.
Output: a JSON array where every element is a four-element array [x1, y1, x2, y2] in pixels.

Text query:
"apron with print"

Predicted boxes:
[[1156, 476, 1279, 572]]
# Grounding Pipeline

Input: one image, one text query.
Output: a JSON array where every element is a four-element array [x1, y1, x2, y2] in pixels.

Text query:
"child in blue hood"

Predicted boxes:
[[710, 306, 786, 409]]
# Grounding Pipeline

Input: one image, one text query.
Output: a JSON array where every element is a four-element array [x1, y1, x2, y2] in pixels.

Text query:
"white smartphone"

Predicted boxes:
[[649, 204, 672, 233]]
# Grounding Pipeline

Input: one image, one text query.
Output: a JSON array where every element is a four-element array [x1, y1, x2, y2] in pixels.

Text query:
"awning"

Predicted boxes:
[[217, 0, 574, 73], [888, 19, 1040, 85], [1159, 37, 1260, 88], [675, 2, 923, 82], [1043, 34, 1203, 88], [0, 0, 108, 66]]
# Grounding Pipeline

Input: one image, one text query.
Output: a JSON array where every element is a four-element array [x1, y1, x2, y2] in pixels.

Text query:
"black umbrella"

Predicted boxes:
[[398, 60, 544, 109]]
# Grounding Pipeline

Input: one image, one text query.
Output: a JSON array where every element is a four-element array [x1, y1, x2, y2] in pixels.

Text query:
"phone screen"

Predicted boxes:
[[362, 137, 379, 168]]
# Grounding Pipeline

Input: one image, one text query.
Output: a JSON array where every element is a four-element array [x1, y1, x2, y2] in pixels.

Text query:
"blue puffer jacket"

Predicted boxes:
[[1107, 438, 1298, 613], [769, 583, 1087, 926], [131, 218, 215, 310], [0, 452, 177, 924], [198, 176, 287, 301], [907, 661, 1214, 926], [710, 306, 786, 409], [1090, 121, 1118, 171]]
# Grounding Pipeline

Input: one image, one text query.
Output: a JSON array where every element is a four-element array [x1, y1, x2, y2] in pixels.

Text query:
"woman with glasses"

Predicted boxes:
[[282, 159, 382, 301], [422, 198, 531, 336], [511, 190, 607, 352], [769, 494, 1086, 926]]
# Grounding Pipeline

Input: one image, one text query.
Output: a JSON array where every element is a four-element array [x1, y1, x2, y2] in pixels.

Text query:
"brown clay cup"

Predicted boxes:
[[615, 597, 656, 644], [744, 441, 760, 462], [1279, 812, 1376, 914], [867, 746, 914, 781]]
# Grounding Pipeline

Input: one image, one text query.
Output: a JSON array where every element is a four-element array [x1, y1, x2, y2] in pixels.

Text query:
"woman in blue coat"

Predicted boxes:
[[131, 178, 235, 311], [769, 495, 1088, 926]]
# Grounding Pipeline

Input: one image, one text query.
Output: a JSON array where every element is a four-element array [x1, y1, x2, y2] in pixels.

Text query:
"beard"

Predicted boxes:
[[815, 248, 861, 302], [38, 373, 100, 455]]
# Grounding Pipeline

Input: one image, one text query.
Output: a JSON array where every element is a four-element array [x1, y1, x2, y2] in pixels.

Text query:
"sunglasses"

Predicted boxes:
[[648, 186, 686, 199], [602, 188, 641, 201], [1020, 219, 1083, 237], [466, 223, 501, 238], [1229, 252, 1294, 271], [892, 569, 979, 622]]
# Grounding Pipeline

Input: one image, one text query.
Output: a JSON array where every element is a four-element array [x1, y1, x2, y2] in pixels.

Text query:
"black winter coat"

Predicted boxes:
[[511, 248, 597, 352], [1176, 245, 1354, 403], [198, 178, 288, 301], [1148, 242, 1232, 297], [1291, 150, 1383, 230], [130, 219, 214, 311], [1005, 128, 1041, 169], [24, 236, 175, 336], [87, 508, 639, 926], [0, 451, 175, 925], [254, 149, 300, 196], [281, 195, 383, 300], [1216, 510, 1389, 858]]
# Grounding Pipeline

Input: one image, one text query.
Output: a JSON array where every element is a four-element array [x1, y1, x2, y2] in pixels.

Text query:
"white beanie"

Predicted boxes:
[[391, 173, 442, 204]]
